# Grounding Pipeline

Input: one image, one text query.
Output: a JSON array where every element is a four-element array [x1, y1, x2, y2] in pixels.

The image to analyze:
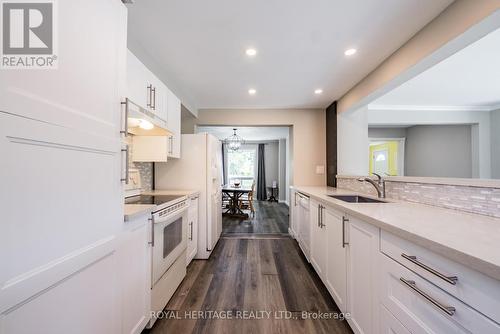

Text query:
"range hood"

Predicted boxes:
[[123, 98, 172, 137], [122, 98, 173, 162]]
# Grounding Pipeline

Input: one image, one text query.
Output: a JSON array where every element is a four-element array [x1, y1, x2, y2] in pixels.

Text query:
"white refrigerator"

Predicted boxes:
[[155, 133, 223, 259]]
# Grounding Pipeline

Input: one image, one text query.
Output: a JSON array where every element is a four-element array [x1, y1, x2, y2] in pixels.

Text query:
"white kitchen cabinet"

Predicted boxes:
[[167, 89, 181, 158], [379, 305, 411, 334], [187, 195, 199, 265], [126, 50, 168, 125], [297, 193, 311, 261], [346, 217, 380, 334], [324, 207, 347, 313], [0, 0, 127, 333], [290, 189, 299, 238], [120, 214, 152, 334], [310, 201, 327, 279], [132, 136, 169, 162]]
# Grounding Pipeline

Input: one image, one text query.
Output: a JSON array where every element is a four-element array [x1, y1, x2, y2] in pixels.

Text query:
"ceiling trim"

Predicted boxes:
[[367, 104, 498, 112]]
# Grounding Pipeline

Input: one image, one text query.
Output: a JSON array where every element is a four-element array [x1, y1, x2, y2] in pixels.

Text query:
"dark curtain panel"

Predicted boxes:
[[326, 101, 338, 187], [257, 144, 267, 200], [221, 143, 227, 185]]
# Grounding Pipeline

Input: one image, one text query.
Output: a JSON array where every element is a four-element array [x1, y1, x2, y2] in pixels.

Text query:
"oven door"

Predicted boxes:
[[151, 206, 188, 286]]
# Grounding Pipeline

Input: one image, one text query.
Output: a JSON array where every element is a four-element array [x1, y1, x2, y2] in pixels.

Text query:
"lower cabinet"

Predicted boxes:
[[346, 217, 380, 334], [324, 208, 347, 313], [120, 213, 152, 334], [187, 195, 199, 265], [380, 305, 410, 334], [310, 200, 327, 277]]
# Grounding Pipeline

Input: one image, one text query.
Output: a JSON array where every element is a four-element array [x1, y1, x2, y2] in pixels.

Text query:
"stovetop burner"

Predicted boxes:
[[125, 195, 184, 206]]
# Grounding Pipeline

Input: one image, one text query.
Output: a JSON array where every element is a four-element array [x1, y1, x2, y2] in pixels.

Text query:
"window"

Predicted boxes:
[[227, 147, 256, 187]]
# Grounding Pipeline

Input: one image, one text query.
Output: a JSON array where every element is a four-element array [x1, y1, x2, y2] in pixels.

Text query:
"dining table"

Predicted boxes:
[[222, 185, 252, 217]]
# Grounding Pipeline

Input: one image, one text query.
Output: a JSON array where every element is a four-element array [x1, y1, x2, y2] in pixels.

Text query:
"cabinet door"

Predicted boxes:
[[127, 49, 150, 109], [0, 1, 126, 333], [187, 196, 199, 265], [324, 208, 347, 312], [310, 202, 327, 279], [121, 216, 152, 334], [347, 217, 380, 334], [167, 89, 181, 158], [153, 81, 168, 124]]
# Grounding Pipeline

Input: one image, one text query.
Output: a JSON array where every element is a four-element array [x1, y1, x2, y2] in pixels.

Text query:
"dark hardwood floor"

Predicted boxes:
[[222, 200, 290, 235], [147, 237, 353, 334]]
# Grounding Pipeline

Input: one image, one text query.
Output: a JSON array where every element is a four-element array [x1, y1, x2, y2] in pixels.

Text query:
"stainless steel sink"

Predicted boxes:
[[328, 195, 386, 203]]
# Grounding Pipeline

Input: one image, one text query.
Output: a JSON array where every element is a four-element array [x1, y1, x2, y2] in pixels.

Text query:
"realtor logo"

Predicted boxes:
[[1, 0, 57, 69]]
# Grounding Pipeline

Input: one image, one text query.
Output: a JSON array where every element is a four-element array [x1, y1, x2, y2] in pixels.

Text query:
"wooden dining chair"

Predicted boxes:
[[239, 182, 255, 217]]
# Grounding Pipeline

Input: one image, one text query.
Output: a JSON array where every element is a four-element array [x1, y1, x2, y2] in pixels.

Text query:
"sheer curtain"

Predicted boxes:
[[257, 144, 267, 200]]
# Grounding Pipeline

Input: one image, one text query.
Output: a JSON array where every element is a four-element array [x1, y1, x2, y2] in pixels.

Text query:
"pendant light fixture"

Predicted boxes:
[[224, 128, 244, 151]]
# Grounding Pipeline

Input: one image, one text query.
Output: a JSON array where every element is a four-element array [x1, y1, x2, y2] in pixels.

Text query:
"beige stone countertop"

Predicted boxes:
[[292, 186, 500, 281], [142, 189, 200, 197], [124, 204, 155, 222]]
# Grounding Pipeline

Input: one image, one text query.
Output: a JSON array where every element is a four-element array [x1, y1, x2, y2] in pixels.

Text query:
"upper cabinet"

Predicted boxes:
[[126, 49, 182, 160]]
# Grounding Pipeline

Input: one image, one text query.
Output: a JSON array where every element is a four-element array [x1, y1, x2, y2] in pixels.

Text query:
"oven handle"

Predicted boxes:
[[148, 218, 154, 247]]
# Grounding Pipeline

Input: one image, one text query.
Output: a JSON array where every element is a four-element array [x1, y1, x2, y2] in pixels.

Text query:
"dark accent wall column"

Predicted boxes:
[[326, 101, 337, 187]]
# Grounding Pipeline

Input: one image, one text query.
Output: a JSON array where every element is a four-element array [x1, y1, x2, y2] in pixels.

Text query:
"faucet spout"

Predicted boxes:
[[357, 175, 386, 198]]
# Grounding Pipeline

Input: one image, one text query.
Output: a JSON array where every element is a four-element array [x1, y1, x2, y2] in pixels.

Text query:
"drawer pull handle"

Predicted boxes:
[[401, 253, 458, 285], [400, 278, 456, 316]]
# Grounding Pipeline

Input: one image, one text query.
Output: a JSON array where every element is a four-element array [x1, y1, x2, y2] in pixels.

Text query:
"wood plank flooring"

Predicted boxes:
[[222, 200, 289, 235], [147, 237, 353, 334]]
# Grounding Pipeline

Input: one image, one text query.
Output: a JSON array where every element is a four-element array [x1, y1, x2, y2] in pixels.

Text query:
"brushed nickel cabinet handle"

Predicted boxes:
[[120, 98, 129, 137], [120, 145, 129, 184], [317, 204, 321, 227], [189, 222, 193, 241], [147, 84, 152, 108], [342, 216, 349, 248], [400, 278, 456, 316], [152, 87, 156, 110], [401, 253, 458, 285]]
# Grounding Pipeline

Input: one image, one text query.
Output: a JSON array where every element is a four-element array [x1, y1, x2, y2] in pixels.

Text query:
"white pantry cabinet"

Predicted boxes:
[[167, 88, 181, 158], [0, 0, 127, 333], [120, 214, 152, 334], [187, 195, 199, 265]]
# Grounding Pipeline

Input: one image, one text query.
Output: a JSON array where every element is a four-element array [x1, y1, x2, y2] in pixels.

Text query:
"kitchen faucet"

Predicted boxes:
[[357, 173, 386, 198]]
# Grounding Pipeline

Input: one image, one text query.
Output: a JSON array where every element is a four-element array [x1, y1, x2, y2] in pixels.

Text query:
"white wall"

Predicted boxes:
[[279, 139, 287, 202], [492, 109, 500, 178], [337, 107, 369, 175]]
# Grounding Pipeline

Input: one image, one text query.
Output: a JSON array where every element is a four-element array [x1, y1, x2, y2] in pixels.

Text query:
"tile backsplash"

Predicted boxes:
[[126, 137, 153, 191], [337, 176, 500, 218]]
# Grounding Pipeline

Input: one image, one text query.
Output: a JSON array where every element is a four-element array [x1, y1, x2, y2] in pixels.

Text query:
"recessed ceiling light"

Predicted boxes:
[[314, 89, 323, 95], [246, 48, 257, 56], [344, 48, 357, 56], [248, 88, 257, 95]]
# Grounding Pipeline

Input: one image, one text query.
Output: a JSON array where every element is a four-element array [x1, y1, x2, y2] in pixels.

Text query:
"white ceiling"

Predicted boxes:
[[197, 126, 289, 141], [372, 27, 500, 109], [127, 0, 452, 109]]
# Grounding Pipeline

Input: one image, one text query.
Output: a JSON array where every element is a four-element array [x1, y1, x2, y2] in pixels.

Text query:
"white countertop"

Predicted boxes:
[[123, 189, 200, 221], [292, 186, 500, 281]]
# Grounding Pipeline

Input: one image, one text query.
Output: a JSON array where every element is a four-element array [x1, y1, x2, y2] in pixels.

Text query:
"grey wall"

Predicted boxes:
[[263, 141, 279, 188], [406, 125, 472, 178], [491, 109, 500, 179]]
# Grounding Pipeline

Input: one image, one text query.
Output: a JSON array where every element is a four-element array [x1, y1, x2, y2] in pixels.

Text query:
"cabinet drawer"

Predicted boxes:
[[379, 253, 500, 334], [381, 230, 500, 324], [380, 305, 410, 334]]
